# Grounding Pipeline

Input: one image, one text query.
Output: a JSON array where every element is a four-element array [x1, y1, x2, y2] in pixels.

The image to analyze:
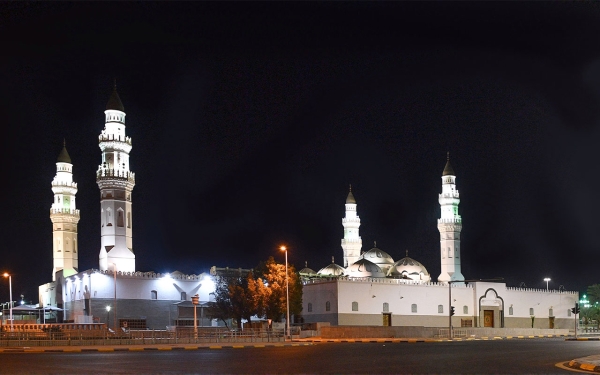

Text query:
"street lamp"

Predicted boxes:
[[106, 306, 111, 328], [191, 294, 199, 340], [544, 278, 551, 291], [3, 273, 12, 332], [280, 246, 290, 341]]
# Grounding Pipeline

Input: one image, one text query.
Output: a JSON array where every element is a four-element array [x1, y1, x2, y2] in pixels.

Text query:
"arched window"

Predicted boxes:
[[117, 209, 124, 227], [307, 303, 312, 313], [567, 309, 571, 317], [549, 308, 553, 317], [106, 208, 112, 226], [383, 303, 389, 312], [325, 301, 331, 312], [509, 306, 514, 315], [181, 292, 186, 301], [463, 306, 468, 314], [127, 212, 131, 228], [456, 247, 459, 258], [411, 304, 417, 313], [151, 290, 157, 300], [529, 308, 534, 316], [438, 305, 444, 313], [352, 302, 358, 311], [448, 247, 452, 258]]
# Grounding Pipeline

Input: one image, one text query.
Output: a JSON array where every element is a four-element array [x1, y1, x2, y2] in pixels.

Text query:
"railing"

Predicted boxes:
[[0, 328, 285, 347]]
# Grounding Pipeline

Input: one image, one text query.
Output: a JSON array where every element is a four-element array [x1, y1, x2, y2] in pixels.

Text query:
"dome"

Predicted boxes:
[[57, 143, 71, 163], [346, 190, 356, 204], [442, 153, 455, 176], [106, 83, 125, 112], [359, 245, 395, 273], [299, 262, 317, 276], [347, 258, 385, 278], [387, 256, 431, 282], [317, 260, 345, 277]]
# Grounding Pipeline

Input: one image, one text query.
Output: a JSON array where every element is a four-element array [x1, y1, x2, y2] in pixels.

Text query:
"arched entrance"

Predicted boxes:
[[478, 288, 504, 328]]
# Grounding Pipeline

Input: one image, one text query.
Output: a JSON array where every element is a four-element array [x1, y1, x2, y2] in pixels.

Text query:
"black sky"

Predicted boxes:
[[2, 2, 600, 304]]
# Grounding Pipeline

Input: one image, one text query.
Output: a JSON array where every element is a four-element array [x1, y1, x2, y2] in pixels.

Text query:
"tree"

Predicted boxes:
[[255, 256, 302, 322], [587, 284, 600, 305]]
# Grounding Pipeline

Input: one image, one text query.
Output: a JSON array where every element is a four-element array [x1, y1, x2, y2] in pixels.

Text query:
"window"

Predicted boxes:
[[383, 303, 389, 312], [307, 303, 312, 313], [509, 306, 513, 315], [181, 292, 186, 301], [448, 247, 452, 258], [151, 290, 157, 300], [463, 306, 468, 314], [411, 304, 417, 313], [438, 305, 444, 314], [127, 212, 131, 228], [567, 309, 571, 317], [117, 209, 124, 227], [326, 301, 331, 312], [352, 302, 358, 311], [549, 308, 553, 317], [529, 308, 534, 316]]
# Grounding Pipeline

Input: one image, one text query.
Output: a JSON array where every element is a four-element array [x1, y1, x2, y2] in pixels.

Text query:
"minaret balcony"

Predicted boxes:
[[51, 181, 77, 188], [439, 192, 460, 198], [437, 218, 462, 224], [96, 168, 136, 182], [50, 208, 80, 216], [342, 218, 360, 224]]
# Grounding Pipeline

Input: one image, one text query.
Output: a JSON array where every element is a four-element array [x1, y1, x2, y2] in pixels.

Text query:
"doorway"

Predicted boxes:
[[549, 316, 555, 329], [382, 313, 392, 326], [484, 310, 494, 327]]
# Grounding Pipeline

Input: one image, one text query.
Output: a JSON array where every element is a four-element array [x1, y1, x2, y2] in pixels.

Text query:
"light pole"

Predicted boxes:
[[191, 294, 199, 340], [280, 246, 290, 341], [544, 278, 551, 291], [3, 273, 12, 332], [106, 306, 111, 328]]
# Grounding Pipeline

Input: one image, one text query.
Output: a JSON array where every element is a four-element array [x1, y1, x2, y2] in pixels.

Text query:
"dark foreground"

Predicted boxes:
[[1, 339, 599, 374]]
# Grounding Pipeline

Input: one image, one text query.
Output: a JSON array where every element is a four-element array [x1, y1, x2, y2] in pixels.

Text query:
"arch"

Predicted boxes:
[[151, 290, 157, 300], [438, 304, 444, 314], [478, 288, 505, 328]]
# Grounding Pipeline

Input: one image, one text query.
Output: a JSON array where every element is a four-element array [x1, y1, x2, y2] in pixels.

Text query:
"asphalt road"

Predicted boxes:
[[1, 339, 599, 374]]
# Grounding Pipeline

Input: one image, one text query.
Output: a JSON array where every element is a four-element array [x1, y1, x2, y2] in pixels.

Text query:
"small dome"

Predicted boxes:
[[387, 256, 431, 282], [57, 144, 71, 164], [106, 84, 125, 112], [317, 262, 345, 277], [347, 258, 385, 278], [359, 246, 395, 273], [346, 191, 356, 204], [299, 262, 317, 276]]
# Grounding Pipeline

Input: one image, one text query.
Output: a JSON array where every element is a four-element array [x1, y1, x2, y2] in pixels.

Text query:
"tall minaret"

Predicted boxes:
[[97, 83, 136, 272], [341, 186, 362, 267], [50, 141, 80, 281], [437, 153, 464, 283]]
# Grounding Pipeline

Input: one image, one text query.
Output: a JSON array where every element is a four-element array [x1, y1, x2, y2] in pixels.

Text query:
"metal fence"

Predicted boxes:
[[0, 328, 286, 347]]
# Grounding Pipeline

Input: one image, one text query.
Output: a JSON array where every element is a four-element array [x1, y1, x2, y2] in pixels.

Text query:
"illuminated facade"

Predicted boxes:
[[97, 84, 136, 273], [341, 187, 362, 268], [50, 143, 80, 281]]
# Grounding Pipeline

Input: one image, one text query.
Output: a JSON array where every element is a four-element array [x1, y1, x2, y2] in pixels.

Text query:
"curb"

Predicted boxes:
[[301, 335, 569, 343], [0, 343, 313, 354], [568, 360, 600, 373], [566, 338, 600, 341]]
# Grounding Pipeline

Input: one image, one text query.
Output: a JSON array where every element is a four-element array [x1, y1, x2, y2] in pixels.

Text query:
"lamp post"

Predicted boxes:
[[106, 306, 111, 328], [280, 246, 290, 341], [544, 278, 551, 291], [3, 273, 12, 332], [191, 294, 199, 340]]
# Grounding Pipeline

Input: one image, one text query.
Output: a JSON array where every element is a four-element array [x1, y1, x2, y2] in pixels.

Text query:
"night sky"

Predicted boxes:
[[2, 2, 600, 304]]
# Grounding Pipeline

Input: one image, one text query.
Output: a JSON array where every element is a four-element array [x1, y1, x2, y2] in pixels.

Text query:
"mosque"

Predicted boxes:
[[39, 85, 578, 331], [299, 160, 578, 330]]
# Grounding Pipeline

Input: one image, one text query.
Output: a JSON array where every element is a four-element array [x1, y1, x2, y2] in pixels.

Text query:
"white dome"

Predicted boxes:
[[359, 247, 395, 273], [317, 262, 345, 276], [387, 256, 431, 282], [347, 258, 385, 278]]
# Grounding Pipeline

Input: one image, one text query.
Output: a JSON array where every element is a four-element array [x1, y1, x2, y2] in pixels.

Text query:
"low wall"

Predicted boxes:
[[320, 326, 571, 339]]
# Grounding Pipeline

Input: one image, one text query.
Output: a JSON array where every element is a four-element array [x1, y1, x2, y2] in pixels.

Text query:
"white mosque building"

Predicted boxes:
[[39, 85, 578, 332], [39, 85, 215, 329], [300, 158, 578, 330]]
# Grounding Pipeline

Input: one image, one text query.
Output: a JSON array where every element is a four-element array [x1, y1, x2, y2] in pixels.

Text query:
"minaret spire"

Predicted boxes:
[[437, 153, 464, 283], [50, 140, 80, 280], [97, 82, 136, 272], [341, 186, 362, 267]]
